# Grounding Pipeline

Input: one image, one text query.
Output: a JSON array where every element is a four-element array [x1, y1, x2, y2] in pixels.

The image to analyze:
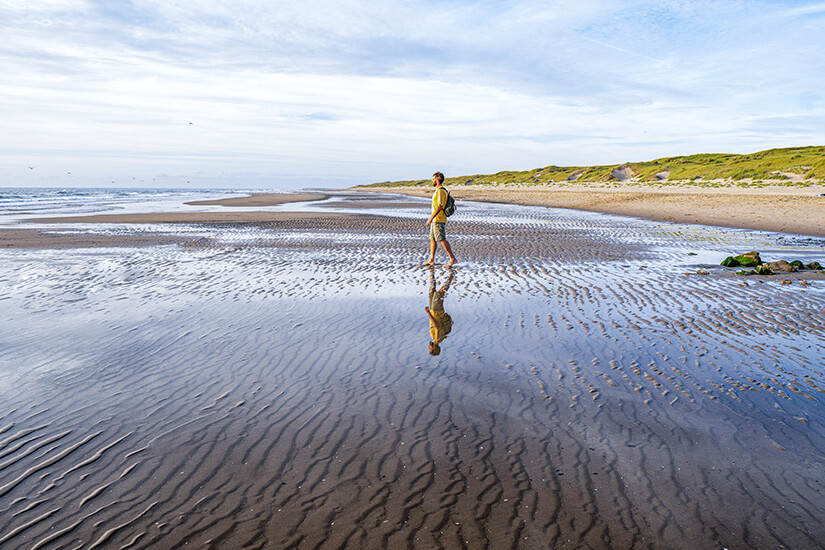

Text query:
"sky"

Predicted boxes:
[[1, 0, 824, 189]]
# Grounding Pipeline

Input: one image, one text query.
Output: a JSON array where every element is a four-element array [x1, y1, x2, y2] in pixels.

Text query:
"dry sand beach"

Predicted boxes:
[[1, 190, 825, 549], [365, 184, 825, 238]]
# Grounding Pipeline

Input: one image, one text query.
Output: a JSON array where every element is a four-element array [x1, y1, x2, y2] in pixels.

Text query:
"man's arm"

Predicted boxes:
[[425, 306, 437, 324], [426, 205, 444, 226]]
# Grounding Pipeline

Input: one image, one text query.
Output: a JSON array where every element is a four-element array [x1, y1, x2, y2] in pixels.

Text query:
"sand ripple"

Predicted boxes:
[[1, 197, 824, 548]]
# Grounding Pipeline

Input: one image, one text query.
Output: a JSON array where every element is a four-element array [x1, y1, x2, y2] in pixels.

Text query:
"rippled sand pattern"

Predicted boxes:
[[1, 198, 825, 549]]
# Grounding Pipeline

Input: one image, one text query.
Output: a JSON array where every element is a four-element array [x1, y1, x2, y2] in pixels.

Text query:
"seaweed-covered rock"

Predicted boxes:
[[717, 252, 824, 274], [733, 252, 762, 267], [765, 260, 797, 273]]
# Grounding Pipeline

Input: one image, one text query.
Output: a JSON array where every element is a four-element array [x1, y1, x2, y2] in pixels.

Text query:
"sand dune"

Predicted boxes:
[[1, 197, 824, 548]]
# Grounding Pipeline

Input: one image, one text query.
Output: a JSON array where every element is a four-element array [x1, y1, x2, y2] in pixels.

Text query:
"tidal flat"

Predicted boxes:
[[1, 193, 824, 549]]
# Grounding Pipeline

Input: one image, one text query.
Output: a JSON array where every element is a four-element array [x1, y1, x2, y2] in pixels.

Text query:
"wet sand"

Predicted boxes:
[[1, 194, 825, 549], [185, 192, 328, 207], [0, 227, 188, 249], [364, 184, 825, 237], [1, 214, 350, 248]]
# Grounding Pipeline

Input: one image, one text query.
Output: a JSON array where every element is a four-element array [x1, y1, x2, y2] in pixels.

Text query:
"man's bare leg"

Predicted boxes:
[[440, 240, 457, 267], [421, 238, 437, 266]]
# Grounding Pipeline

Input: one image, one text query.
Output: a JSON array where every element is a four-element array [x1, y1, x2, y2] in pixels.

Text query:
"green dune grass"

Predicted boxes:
[[362, 146, 825, 188]]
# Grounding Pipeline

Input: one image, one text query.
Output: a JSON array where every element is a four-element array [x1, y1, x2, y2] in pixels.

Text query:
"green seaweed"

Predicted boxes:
[[733, 253, 761, 267]]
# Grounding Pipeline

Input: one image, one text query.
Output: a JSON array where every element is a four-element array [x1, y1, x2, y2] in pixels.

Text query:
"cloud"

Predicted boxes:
[[784, 2, 825, 16], [1, 1, 823, 187]]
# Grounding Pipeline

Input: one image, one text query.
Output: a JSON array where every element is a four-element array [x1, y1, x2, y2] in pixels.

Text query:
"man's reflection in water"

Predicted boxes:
[[425, 268, 454, 355]]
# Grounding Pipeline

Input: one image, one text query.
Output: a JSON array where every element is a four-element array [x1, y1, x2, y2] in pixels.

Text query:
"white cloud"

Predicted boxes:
[[1, 1, 823, 187], [0, 0, 89, 11], [784, 2, 825, 16]]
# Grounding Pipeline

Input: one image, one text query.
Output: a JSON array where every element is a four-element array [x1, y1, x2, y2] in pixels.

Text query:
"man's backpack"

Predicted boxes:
[[444, 190, 456, 217]]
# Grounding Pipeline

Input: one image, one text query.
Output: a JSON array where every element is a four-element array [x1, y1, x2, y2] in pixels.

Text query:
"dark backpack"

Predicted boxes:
[[443, 190, 456, 217]]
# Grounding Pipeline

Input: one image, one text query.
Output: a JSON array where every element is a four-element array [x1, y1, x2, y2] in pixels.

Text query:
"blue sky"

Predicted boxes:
[[1, 0, 824, 188]]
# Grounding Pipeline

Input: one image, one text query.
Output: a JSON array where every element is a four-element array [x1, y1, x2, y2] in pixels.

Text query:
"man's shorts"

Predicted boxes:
[[430, 222, 447, 242], [429, 288, 445, 310]]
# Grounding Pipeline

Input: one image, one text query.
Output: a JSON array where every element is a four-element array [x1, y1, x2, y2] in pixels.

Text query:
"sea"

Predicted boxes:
[[0, 187, 298, 224]]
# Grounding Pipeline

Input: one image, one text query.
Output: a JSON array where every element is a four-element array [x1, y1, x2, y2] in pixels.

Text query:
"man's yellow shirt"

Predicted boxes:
[[429, 310, 447, 343], [431, 187, 448, 223]]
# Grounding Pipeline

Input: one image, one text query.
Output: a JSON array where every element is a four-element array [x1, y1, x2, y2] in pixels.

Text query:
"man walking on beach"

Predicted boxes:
[[422, 171, 457, 267]]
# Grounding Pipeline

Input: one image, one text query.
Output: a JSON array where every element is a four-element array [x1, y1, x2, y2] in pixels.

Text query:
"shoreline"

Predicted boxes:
[[2, 211, 349, 249], [0, 192, 340, 248], [184, 192, 328, 207], [25, 211, 344, 225], [360, 185, 825, 238], [0, 212, 353, 250]]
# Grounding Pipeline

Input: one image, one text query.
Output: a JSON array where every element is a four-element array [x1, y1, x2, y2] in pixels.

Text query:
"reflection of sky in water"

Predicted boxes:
[[3, 211, 825, 507], [0, 191, 825, 547], [2, 191, 825, 549], [5, 237, 824, 413]]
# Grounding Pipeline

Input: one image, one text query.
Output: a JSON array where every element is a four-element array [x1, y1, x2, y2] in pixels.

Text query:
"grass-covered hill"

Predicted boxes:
[[362, 146, 825, 188]]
